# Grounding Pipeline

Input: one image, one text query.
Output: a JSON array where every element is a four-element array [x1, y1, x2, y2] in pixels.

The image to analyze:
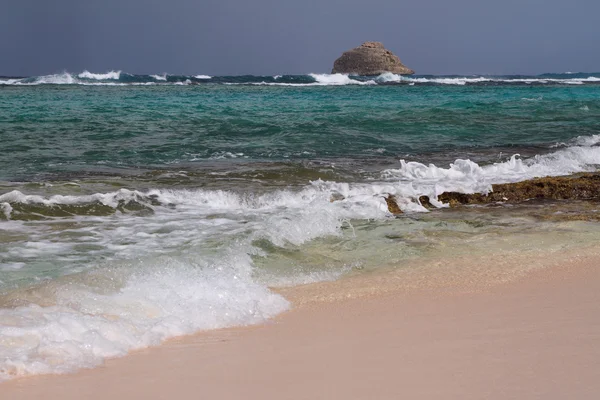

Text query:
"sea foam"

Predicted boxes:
[[78, 70, 121, 80], [0, 182, 392, 380], [309, 73, 375, 86], [0, 254, 288, 380], [381, 141, 600, 207], [1, 72, 599, 86]]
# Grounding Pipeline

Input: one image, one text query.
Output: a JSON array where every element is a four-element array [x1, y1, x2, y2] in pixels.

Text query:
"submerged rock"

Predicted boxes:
[[332, 42, 414, 76]]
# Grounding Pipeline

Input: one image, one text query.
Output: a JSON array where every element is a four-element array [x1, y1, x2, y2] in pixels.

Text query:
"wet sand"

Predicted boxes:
[[2, 246, 600, 400]]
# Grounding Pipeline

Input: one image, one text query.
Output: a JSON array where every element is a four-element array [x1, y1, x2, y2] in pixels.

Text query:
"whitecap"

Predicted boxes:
[[78, 70, 121, 80], [33, 73, 79, 85], [381, 139, 600, 206], [150, 73, 167, 81], [0, 254, 288, 381], [309, 73, 375, 86]]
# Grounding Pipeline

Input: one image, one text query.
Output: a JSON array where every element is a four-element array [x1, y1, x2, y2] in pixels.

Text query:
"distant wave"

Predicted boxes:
[[1, 71, 599, 87], [227, 73, 376, 87], [78, 70, 121, 80], [150, 73, 167, 81], [378, 73, 600, 86]]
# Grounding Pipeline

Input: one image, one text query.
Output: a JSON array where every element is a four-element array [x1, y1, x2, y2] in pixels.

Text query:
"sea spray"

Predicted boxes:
[[2, 71, 599, 86]]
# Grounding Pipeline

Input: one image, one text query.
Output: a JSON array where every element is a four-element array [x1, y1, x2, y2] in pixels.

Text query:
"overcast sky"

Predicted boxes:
[[2, 0, 599, 76]]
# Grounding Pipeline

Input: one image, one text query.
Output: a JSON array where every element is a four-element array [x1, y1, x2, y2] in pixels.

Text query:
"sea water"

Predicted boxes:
[[1, 71, 599, 380]]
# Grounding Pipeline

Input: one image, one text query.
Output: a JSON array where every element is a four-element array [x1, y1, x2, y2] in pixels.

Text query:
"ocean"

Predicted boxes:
[[1, 71, 600, 380]]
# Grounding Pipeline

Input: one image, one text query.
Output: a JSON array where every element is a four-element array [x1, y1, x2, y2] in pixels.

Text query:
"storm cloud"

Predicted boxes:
[[1, 0, 599, 76]]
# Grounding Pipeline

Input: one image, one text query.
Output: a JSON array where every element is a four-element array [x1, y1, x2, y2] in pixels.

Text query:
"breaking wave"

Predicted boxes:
[[150, 73, 167, 81], [78, 70, 121, 80], [2, 71, 599, 87]]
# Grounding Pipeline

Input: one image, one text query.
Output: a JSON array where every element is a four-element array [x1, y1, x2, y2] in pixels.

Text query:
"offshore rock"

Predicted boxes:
[[433, 173, 600, 207], [332, 42, 414, 76]]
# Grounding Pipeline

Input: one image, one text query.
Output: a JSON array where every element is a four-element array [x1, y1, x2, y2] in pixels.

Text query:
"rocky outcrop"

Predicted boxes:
[[384, 195, 403, 215], [433, 173, 600, 207], [332, 42, 414, 76], [382, 173, 600, 215]]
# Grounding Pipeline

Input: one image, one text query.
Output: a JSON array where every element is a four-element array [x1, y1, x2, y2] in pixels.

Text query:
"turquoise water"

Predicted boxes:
[[2, 77, 600, 181], [1, 72, 600, 380]]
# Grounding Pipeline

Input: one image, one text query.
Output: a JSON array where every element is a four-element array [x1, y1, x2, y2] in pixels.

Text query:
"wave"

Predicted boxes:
[[2, 135, 600, 219], [2, 71, 599, 87], [78, 70, 121, 80], [0, 253, 288, 379], [380, 137, 600, 208], [401, 75, 600, 86], [375, 72, 600, 86], [225, 73, 376, 87], [0, 181, 383, 379], [309, 73, 375, 86], [150, 73, 167, 81]]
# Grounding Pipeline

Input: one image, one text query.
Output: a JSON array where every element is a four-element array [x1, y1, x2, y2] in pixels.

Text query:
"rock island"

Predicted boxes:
[[332, 41, 414, 75]]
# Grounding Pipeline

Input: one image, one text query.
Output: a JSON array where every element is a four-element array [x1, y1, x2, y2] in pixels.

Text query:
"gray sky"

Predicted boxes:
[[2, 0, 599, 76]]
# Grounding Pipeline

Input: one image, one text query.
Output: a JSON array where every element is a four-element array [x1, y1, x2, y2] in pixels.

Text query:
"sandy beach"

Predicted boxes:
[[2, 244, 599, 400]]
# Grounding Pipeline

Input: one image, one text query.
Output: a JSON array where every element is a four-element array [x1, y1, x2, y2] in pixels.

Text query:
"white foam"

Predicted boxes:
[[34, 73, 79, 85], [2, 73, 598, 86], [229, 74, 377, 87], [522, 96, 543, 102], [0, 202, 11, 219], [0, 181, 395, 380], [309, 73, 375, 86], [0, 262, 25, 271], [0, 78, 21, 85], [209, 151, 245, 159], [0, 188, 146, 208], [402, 76, 600, 86], [78, 70, 121, 80], [572, 134, 600, 146], [381, 142, 600, 206], [0, 254, 288, 380], [375, 72, 404, 83], [404, 76, 492, 85]]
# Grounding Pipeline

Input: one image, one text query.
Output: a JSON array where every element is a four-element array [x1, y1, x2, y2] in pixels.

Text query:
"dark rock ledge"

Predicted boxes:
[[382, 173, 600, 215]]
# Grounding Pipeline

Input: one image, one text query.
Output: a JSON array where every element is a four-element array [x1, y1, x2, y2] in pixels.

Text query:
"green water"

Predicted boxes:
[[1, 84, 599, 182]]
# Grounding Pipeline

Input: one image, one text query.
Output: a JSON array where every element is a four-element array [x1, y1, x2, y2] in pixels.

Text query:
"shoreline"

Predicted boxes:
[[2, 243, 599, 399]]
